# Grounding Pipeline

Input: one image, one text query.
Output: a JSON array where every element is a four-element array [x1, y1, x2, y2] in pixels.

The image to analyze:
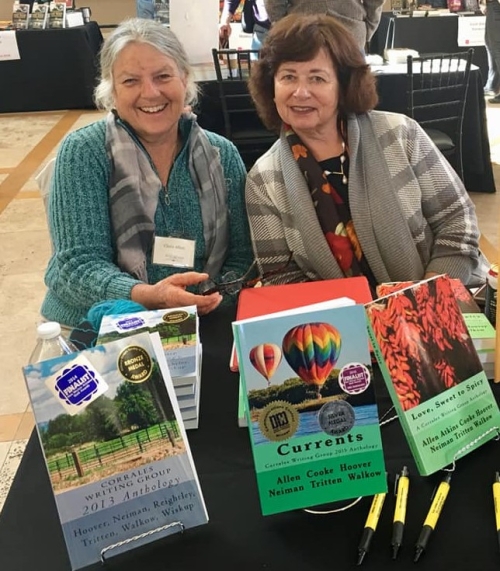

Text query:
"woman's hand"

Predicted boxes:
[[131, 272, 222, 315]]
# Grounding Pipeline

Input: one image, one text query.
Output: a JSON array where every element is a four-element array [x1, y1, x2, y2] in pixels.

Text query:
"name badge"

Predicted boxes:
[[152, 236, 195, 268]]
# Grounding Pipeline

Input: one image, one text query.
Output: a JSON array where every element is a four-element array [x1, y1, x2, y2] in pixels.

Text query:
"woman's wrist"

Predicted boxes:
[[130, 282, 159, 310]]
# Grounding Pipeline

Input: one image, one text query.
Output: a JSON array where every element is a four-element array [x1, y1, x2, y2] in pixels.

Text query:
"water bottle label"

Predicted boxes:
[[46, 356, 109, 416]]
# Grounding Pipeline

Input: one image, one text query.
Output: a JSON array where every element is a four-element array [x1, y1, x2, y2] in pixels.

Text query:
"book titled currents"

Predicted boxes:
[[366, 274, 500, 476], [22, 331, 208, 570], [233, 304, 387, 516]]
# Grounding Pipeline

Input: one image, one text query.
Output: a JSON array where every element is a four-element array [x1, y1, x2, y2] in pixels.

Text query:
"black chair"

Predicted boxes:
[[406, 48, 474, 182], [211, 48, 278, 170]]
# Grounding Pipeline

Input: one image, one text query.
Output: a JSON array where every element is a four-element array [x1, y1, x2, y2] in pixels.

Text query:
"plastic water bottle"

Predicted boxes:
[[28, 322, 77, 364]]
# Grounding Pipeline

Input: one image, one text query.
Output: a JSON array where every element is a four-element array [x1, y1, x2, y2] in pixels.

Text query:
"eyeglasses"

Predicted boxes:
[[198, 253, 294, 296]]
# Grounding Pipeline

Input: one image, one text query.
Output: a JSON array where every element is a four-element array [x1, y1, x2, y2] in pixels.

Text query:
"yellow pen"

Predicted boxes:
[[391, 466, 410, 559], [414, 472, 452, 562], [357, 490, 387, 565], [493, 472, 500, 552]]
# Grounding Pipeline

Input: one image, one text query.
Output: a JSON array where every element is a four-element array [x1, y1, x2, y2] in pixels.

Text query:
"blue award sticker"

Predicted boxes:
[[45, 355, 109, 416], [115, 316, 146, 332], [338, 362, 370, 395]]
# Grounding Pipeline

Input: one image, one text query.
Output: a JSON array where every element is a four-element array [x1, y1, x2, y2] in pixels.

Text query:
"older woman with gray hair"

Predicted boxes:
[[41, 18, 253, 327]]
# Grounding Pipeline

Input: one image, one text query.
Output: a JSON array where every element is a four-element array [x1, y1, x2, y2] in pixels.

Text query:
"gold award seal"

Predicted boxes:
[[118, 345, 152, 383], [162, 310, 189, 324], [258, 400, 299, 442]]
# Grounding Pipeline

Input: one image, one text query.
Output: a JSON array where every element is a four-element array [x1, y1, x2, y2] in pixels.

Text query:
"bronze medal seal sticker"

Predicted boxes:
[[118, 345, 153, 383], [318, 400, 355, 436], [258, 400, 299, 442]]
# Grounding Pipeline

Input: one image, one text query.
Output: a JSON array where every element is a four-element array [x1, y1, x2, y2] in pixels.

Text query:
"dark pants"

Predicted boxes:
[[485, 1, 500, 93]]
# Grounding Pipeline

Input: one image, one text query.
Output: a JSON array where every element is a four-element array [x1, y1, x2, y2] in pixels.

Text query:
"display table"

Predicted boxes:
[[1, 305, 500, 571], [196, 64, 496, 193], [370, 12, 489, 82], [0, 22, 103, 113]]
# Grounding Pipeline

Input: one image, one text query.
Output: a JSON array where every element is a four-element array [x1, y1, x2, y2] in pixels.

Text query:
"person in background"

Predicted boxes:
[[480, 0, 500, 103], [41, 18, 253, 328], [136, 0, 154, 19], [219, 0, 271, 54], [264, 0, 385, 53], [245, 13, 488, 291]]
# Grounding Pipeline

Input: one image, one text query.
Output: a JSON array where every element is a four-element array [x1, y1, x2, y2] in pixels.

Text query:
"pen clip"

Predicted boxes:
[[430, 471, 452, 501], [393, 473, 400, 497]]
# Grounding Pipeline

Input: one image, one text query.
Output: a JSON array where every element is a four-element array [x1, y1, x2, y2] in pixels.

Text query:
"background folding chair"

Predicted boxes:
[[407, 48, 474, 182], [211, 48, 278, 170]]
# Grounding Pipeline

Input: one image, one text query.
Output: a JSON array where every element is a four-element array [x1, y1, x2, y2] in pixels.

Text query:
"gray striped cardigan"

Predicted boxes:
[[245, 111, 488, 287]]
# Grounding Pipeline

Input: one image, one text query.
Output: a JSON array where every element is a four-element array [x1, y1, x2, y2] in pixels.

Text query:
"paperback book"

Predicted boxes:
[[377, 278, 496, 353], [22, 331, 208, 570], [233, 277, 373, 427], [233, 303, 387, 516], [366, 274, 500, 476], [231, 276, 373, 372], [97, 307, 201, 428], [28, 2, 48, 28], [48, 1, 66, 28], [377, 278, 496, 378], [12, 2, 30, 29]]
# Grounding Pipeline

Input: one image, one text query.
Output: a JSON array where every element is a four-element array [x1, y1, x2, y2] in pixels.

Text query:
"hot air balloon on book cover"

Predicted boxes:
[[232, 302, 387, 516]]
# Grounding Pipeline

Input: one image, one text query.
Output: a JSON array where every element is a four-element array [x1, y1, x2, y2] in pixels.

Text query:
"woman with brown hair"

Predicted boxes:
[[246, 13, 487, 291]]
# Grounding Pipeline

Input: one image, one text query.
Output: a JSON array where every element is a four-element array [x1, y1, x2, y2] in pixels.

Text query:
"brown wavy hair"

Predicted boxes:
[[248, 13, 379, 133]]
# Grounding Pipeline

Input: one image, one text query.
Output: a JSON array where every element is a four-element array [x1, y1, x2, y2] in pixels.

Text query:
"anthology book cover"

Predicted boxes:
[[22, 331, 208, 570], [366, 274, 500, 476], [233, 304, 387, 516], [97, 306, 199, 388]]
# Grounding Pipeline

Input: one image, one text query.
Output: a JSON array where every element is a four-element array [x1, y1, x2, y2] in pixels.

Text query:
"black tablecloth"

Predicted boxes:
[[1, 305, 500, 570], [370, 13, 489, 81], [0, 22, 103, 113]]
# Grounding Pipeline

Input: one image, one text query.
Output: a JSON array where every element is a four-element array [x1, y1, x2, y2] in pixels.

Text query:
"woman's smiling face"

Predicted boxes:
[[112, 41, 187, 145], [273, 48, 340, 138]]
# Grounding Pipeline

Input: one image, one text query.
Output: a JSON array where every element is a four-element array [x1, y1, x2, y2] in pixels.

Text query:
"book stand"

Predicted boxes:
[[100, 520, 185, 564], [444, 426, 500, 472]]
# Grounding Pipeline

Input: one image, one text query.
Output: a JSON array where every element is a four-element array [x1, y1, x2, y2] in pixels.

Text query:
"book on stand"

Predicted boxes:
[[366, 274, 500, 476], [97, 307, 201, 429], [232, 277, 373, 427], [28, 2, 48, 28], [233, 301, 387, 516], [22, 331, 208, 570], [48, 2, 66, 28], [377, 278, 496, 377], [12, 2, 30, 29]]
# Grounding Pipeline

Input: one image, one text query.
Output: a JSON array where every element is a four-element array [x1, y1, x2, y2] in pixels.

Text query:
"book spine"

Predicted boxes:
[[366, 321, 429, 476], [231, 325, 251, 427]]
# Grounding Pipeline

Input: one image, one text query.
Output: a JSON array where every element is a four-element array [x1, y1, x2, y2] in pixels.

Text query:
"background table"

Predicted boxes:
[[0, 22, 103, 113], [370, 13, 489, 82], [1, 305, 500, 570]]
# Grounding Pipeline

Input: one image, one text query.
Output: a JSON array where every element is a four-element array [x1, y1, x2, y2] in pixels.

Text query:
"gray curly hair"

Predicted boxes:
[[94, 18, 198, 110]]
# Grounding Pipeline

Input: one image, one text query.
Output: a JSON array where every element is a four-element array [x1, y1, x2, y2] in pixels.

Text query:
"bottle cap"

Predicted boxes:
[[36, 321, 62, 340]]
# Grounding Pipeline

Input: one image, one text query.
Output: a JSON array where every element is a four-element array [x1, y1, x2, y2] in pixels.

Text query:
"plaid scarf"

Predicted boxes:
[[285, 124, 375, 285], [106, 111, 228, 281]]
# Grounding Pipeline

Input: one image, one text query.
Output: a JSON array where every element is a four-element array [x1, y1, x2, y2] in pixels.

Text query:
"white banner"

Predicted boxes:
[[0, 31, 20, 61], [457, 15, 485, 47]]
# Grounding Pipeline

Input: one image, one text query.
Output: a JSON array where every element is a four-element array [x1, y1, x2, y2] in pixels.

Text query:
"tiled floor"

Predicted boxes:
[[0, 103, 499, 513]]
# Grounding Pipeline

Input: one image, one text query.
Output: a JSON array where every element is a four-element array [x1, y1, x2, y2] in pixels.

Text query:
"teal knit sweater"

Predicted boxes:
[[41, 117, 253, 327]]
